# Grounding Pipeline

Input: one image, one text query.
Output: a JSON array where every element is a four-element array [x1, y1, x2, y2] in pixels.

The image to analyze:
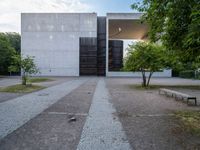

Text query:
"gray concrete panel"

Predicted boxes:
[[55, 13, 80, 32], [80, 31, 97, 37], [22, 13, 80, 32], [21, 13, 97, 76], [80, 13, 97, 32], [22, 13, 59, 32], [21, 32, 79, 51]]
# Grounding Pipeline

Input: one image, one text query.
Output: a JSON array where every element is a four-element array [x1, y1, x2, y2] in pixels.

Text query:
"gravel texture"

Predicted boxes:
[[0, 92, 24, 103], [0, 78, 87, 139], [77, 78, 132, 150], [0, 77, 20, 88], [0, 77, 200, 150], [106, 78, 200, 150], [107, 77, 200, 86], [0, 77, 75, 103], [0, 78, 97, 150]]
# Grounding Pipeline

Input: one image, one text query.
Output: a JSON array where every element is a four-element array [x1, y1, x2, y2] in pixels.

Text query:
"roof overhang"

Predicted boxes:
[[107, 13, 148, 40]]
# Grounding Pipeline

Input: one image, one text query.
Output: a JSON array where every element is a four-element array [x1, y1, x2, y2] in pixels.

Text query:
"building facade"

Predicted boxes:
[[21, 13, 171, 77]]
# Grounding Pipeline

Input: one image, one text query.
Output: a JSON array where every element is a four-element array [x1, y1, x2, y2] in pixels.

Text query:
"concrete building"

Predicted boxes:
[[21, 13, 171, 77]]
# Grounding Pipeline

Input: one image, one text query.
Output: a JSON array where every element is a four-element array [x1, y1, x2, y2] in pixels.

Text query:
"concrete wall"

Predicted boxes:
[[107, 69, 172, 77], [106, 13, 143, 20], [21, 13, 97, 76]]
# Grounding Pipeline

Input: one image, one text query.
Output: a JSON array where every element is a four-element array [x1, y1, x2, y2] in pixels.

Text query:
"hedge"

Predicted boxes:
[[179, 70, 195, 79]]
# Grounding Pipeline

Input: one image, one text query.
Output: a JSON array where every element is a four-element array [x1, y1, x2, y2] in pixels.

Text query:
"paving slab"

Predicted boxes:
[[0, 78, 97, 150], [77, 78, 132, 150], [0, 78, 87, 139]]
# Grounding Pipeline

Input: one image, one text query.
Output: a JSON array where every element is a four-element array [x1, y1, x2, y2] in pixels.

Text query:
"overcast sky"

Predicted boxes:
[[0, 0, 139, 33]]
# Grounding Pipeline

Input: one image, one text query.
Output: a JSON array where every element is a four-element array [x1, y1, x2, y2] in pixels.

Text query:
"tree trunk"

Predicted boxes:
[[22, 72, 27, 85], [147, 72, 153, 87], [141, 70, 146, 87]]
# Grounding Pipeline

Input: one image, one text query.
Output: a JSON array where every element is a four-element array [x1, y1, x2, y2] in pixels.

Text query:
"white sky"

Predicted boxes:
[[0, 0, 91, 33]]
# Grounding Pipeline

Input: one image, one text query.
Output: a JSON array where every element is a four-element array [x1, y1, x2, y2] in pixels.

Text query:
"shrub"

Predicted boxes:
[[179, 70, 195, 79]]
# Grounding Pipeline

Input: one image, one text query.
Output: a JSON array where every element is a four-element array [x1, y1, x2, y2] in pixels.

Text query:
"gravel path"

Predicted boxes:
[[0, 77, 75, 103], [0, 78, 97, 150], [106, 78, 200, 150], [77, 78, 132, 150], [0, 77, 20, 88], [107, 77, 200, 86], [0, 77, 199, 149], [0, 78, 87, 139], [0, 93, 24, 103]]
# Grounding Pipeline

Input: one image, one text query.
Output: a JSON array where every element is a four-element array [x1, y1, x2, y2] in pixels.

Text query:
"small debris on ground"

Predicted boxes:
[[68, 116, 77, 122], [38, 93, 49, 96]]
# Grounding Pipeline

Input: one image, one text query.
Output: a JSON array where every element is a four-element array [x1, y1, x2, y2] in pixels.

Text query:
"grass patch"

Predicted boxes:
[[28, 77, 53, 83], [129, 84, 200, 90], [175, 111, 200, 136], [0, 84, 45, 93]]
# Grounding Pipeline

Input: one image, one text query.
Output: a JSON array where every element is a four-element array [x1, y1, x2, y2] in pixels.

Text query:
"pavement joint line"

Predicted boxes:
[[77, 78, 132, 150], [0, 78, 87, 139], [46, 112, 88, 116], [132, 114, 175, 117]]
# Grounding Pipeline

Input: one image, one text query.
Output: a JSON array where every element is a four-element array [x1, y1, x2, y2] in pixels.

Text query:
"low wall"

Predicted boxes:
[[106, 69, 172, 77]]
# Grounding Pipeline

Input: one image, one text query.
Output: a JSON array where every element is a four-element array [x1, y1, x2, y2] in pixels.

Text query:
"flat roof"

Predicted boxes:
[[107, 13, 143, 20]]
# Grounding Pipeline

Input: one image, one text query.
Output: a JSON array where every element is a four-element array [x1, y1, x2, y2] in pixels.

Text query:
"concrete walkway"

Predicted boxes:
[[77, 79, 132, 150], [0, 78, 87, 139]]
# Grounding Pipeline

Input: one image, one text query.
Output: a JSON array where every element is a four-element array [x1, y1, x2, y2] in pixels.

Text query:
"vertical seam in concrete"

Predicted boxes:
[[77, 78, 132, 150], [106, 17, 109, 76]]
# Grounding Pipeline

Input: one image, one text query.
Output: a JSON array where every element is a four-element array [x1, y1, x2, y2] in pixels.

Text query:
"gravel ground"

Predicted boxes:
[[107, 77, 200, 86], [0, 77, 21, 88], [77, 79, 131, 150], [0, 78, 87, 139], [0, 93, 24, 103], [0, 76, 76, 88], [0, 78, 97, 150], [0, 77, 75, 103], [0, 77, 200, 150], [106, 78, 200, 150], [34, 77, 76, 87]]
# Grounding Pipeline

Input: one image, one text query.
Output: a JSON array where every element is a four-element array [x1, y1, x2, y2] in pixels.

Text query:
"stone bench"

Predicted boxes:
[[159, 88, 197, 106]]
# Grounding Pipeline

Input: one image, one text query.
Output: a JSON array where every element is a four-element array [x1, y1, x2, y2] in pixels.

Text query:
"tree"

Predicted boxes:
[[0, 33, 16, 75], [124, 42, 167, 87], [131, 0, 200, 63], [5, 32, 21, 53], [183, 4, 200, 62], [9, 55, 39, 85]]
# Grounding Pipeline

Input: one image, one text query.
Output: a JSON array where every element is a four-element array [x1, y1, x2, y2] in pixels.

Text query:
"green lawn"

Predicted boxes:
[[0, 84, 45, 93], [28, 77, 53, 83], [175, 111, 200, 136]]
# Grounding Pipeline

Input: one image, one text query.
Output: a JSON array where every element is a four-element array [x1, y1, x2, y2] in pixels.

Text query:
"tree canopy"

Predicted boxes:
[[124, 42, 167, 87], [131, 0, 200, 64], [0, 32, 21, 75], [5, 32, 21, 53], [9, 55, 39, 85], [0, 33, 17, 74]]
